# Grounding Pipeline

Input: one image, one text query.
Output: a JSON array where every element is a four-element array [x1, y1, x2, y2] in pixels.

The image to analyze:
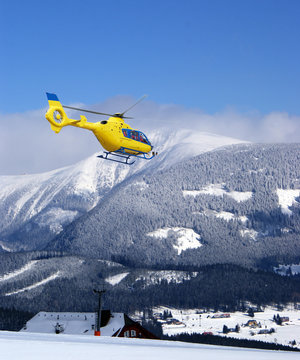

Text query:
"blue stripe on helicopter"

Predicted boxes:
[[46, 93, 59, 101]]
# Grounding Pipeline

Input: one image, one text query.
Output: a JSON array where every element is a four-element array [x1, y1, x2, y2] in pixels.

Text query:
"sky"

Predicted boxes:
[[1, 0, 300, 174]]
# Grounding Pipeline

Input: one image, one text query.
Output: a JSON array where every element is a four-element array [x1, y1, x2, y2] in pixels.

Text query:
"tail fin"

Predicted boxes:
[[45, 93, 80, 133]]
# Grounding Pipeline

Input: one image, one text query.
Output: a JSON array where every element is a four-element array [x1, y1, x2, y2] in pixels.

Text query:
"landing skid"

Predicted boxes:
[[97, 152, 135, 165], [98, 148, 157, 165], [115, 147, 156, 160]]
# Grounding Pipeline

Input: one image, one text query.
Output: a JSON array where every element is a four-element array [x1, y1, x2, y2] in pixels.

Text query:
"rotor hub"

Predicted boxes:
[[53, 110, 63, 124]]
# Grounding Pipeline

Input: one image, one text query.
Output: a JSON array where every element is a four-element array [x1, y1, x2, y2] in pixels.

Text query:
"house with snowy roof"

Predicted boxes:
[[21, 310, 158, 339]]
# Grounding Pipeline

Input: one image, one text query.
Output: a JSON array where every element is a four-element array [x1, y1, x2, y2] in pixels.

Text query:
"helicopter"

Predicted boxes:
[[45, 93, 157, 165]]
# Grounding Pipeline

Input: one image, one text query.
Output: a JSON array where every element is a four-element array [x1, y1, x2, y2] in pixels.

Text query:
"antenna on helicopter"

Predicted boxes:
[[62, 94, 148, 119]]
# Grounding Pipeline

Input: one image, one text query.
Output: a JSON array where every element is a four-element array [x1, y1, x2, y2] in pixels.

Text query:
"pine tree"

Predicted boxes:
[[223, 325, 229, 334], [247, 308, 254, 317]]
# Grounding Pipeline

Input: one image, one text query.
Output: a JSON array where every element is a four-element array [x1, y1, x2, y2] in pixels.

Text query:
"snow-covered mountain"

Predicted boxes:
[[2, 128, 300, 270], [0, 157, 129, 250], [46, 142, 300, 268], [0, 130, 244, 252]]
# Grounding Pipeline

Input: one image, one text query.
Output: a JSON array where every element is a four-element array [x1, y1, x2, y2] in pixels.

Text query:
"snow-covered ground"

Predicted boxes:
[[239, 228, 259, 241], [150, 306, 300, 349], [105, 272, 130, 286], [147, 227, 202, 255], [21, 311, 125, 336], [135, 270, 198, 285], [183, 184, 253, 202], [195, 209, 248, 224], [274, 264, 300, 276], [0, 331, 298, 360], [276, 189, 300, 215]]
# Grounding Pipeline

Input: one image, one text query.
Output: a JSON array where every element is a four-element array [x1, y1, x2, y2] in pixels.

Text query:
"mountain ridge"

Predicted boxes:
[[0, 130, 245, 252]]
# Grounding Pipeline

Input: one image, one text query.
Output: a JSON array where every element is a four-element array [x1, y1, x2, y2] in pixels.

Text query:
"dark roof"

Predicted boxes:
[[100, 310, 112, 327], [124, 313, 136, 326]]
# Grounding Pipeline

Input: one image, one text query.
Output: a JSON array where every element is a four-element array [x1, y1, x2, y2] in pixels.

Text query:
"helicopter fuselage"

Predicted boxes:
[[93, 117, 152, 155]]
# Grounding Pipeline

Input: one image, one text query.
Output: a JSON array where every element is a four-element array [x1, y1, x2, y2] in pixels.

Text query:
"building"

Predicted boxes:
[[258, 329, 275, 335], [212, 313, 231, 319], [280, 317, 290, 323], [21, 310, 158, 339], [245, 320, 259, 328], [115, 314, 158, 339]]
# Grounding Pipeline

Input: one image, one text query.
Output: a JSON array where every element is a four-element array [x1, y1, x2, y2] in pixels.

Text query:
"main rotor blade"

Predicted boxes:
[[120, 94, 148, 116], [63, 105, 133, 119], [63, 105, 115, 117]]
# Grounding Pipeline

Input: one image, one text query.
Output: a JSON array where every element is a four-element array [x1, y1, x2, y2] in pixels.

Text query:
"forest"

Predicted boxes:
[[0, 258, 299, 317], [163, 332, 300, 352], [45, 143, 300, 269]]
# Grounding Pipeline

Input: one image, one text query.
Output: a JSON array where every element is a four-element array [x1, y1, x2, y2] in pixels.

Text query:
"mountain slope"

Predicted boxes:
[[47, 143, 300, 268], [0, 130, 244, 251], [0, 157, 129, 250], [0, 251, 198, 309]]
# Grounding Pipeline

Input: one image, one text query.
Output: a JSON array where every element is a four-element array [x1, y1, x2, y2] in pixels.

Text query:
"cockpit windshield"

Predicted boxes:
[[122, 129, 151, 145]]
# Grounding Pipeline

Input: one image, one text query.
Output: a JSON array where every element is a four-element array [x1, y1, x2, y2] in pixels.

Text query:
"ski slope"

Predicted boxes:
[[0, 260, 39, 282], [5, 271, 61, 296], [0, 331, 298, 360]]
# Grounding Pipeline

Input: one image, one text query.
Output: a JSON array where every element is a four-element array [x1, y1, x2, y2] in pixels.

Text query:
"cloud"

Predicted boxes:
[[259, 112, 300, 142], [0, 108, 100, 175], [1, 96, 300, 175]]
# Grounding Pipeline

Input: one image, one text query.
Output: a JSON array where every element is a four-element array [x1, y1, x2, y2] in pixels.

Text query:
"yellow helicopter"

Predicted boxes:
[[45, 93, 156, 165]]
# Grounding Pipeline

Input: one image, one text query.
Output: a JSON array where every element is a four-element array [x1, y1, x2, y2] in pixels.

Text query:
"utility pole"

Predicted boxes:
[[93, 289, 106, 336]]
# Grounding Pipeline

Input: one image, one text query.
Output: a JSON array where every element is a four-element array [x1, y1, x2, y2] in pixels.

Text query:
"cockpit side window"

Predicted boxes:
[[131, 131, 139, 140], [122, 129, 150, 145], [139, 133, 148, 144]]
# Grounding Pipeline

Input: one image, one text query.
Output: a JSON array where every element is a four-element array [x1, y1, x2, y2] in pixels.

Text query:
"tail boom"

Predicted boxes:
[[45, 93, 95, 133]]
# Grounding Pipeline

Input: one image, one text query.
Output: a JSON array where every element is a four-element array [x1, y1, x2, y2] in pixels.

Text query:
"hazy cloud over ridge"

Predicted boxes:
[[1, 96, 300, 175]]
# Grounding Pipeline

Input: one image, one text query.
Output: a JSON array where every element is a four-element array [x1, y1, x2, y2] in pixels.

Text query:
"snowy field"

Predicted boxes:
[[150, 306, 300, 349], [147, 227, 202, 254], [182, 184, 253, 202], [0, 331, 299, 360]]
